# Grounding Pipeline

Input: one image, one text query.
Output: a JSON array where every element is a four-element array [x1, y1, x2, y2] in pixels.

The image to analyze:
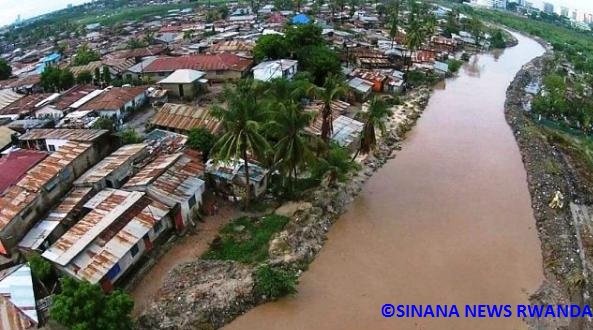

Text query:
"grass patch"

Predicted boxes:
[[447, 58, 464, 73], [203, 215, 290, 263], [254, 265, 298, 300]]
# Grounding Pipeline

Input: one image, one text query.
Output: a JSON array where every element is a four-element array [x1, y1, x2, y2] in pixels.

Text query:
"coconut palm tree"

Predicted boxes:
[[405, 20, 425, 71], [307, 74, 348, 143], [357, 97, 392, 156], [267, 102, 315, 192], [211, 80, 270, 208], [388, 0, 400, 48]]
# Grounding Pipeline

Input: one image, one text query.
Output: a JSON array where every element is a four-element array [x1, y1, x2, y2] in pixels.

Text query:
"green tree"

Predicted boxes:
[[119, 128, 142, 144], [253, 35, 290, 62], [468, 16, 484, 46], [127, 37, 146, 49], [268, 102, 315, 192], [76, 70, 93, 84], [444, 9, 460, 37], [211, 80, 270, 208], [0, 59, 12, 80], [284, 24, 324, 49], [357, 97, 392, 155], [187, 127, 216, 159], [28, 253, 52, 284], [41, 67, 74, 92], [92, 117, 115, 131], [388, 0, 400, 48], [94, 67, 101, 83], [307, 74, 347, 142], [311, 143, 358, 186], [50, 277, 134, 330], [73, 43, 100, 66], [297, 45, 341, 85], [102, 66, 111, 84]]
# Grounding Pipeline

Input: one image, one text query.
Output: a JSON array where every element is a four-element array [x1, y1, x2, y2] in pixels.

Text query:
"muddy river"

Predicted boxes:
[[227, 33, 545, 329]]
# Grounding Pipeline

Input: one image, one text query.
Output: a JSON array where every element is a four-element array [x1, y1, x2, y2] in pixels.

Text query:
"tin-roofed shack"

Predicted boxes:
[[0, 141, 100, 258], [42, 189, 171, 292], [124, 150, 206, 231], [150, 103, 221, 135], [206, 159, 270, 200], [74, 143, 148, 190], [17, 128, 109, 153], [0, 264, 38, 329]]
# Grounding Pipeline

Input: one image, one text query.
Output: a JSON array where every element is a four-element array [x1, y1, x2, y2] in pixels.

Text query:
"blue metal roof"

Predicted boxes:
[[292, 13, 311, 25]]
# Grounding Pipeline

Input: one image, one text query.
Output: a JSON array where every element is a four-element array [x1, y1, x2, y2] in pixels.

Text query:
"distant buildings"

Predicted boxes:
[[543, 2, 554, 14]]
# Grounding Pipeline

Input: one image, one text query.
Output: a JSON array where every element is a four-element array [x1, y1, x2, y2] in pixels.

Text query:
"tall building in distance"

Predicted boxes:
[[560, 7, 569, 17], [469, 0, 506, 9], [493, 0, 507, 9], [543, 2, 554, 14], [572, 9, 579, 21]]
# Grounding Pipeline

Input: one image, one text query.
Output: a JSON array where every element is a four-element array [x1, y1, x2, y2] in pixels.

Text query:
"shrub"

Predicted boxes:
[[254, 265, 298, 299]]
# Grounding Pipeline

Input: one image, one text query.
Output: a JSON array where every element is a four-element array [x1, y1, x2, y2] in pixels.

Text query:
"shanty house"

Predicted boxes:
[[150, 103, 221, 135], [17, 128, 109, 153], [124, 151, 206, 231], [79, 86, 147, 123], [42, 189, 171, 292], [252, 59, 298, 82], [206, 159, 270, 200], [73, 144, 148, 191], [0, 141, 99, 258]]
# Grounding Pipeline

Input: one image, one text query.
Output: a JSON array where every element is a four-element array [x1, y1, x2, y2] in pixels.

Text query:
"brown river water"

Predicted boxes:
[[227, 33, 545, 330]]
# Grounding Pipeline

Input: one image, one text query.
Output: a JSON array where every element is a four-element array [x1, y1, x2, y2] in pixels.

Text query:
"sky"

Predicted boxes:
[[0, 0, 90, 26], [1, 0, 593, 27]]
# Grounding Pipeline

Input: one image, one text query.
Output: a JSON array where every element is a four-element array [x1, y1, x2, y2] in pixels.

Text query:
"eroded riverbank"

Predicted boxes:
[[226, 32, 545, 330]]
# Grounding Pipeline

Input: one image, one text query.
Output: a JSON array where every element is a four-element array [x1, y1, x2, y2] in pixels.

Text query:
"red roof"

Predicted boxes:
[[0, 149, 47, 193], [144, 53, 252, 73]]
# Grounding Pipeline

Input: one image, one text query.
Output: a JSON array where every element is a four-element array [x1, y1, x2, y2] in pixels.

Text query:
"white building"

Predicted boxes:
[[252, 59, 298, 82]]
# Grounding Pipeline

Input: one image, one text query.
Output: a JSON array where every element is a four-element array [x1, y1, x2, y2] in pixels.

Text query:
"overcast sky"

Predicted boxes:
[[1, 0, 593, 26], [0, 0, 90, 26]]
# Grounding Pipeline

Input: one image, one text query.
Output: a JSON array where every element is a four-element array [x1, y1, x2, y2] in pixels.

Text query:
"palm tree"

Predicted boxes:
[[307, 74, 348, 143], [357, 97, 392, 156], [267, 102, 315, 192], [388, 0, 400, 48], [211, 80, 270, 208], [405, 20, 425, 71]]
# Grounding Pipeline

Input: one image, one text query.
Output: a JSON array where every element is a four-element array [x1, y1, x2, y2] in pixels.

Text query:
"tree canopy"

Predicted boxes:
[[0, 59, 11, 80], [41, 67, 75, 92], [73, 44, 100, 66], [50, 277, 134, 330]]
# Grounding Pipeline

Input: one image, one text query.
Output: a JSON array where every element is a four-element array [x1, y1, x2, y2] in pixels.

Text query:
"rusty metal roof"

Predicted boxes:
[[150, 103, 221, 134], [123, 153, 182, 190], [304, 100, 351, 136], [147, 153, 205, 205], [0, 142, 92, 232], [18, 128, 108, 142], [74, 144, 147, 187], [42, 189, 169, 284], [18, 187, 93, 251], [17, 141, 93, 193]]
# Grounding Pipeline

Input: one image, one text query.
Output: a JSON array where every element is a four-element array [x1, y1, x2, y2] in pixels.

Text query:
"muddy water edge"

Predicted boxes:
[[226, 32, 546, 330]]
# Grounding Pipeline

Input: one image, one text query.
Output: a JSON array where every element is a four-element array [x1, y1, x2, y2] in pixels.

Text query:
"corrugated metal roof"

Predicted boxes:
[[331, 115, 364, 147], [42, 189, 169, 283], [0, 264, 38, 328], [17, 141, 92, 192], [74, 144, 147, 187], [0, 93, 52, 117], [144, 53, 252, 73], [0, 89, 24, 112], [123, 153, 182, 190], [79, 86, 147, 112], [18, 187, 93, 251], [0, 142, 92, 232], [304, 100, 350, 136], [148, 153, 205, 204], [150, 103, 221, 134], [18, 128, 108, 142]]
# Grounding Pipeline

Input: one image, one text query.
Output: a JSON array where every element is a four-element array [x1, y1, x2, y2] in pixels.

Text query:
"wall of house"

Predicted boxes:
[[35, 106, 64, 119], [98, 215, 172, 290], [204, 70, 243, 82], [45, 139, 69, 152], [159, 82, 198, 99]]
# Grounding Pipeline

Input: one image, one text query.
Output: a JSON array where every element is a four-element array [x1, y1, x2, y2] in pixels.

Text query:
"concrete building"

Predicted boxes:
[[543, 2, 554, 14], [79, 86, 148, 123], [143, 53, 253, 82], [157, 69, 207, 99], [42, 189, 171, 291]]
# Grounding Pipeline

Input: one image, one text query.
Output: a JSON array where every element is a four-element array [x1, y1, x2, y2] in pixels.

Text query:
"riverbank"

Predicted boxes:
[[136, 87, 432, 329], [505, 53, 593, 329]]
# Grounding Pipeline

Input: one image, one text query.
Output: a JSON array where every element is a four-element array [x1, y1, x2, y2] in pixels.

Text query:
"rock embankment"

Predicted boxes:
[[137, 88, 431, 330], [505, 53, 593, 330]]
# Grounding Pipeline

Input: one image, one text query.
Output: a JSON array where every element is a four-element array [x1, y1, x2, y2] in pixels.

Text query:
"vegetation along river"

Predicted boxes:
[[227, 32, 545, 330]]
